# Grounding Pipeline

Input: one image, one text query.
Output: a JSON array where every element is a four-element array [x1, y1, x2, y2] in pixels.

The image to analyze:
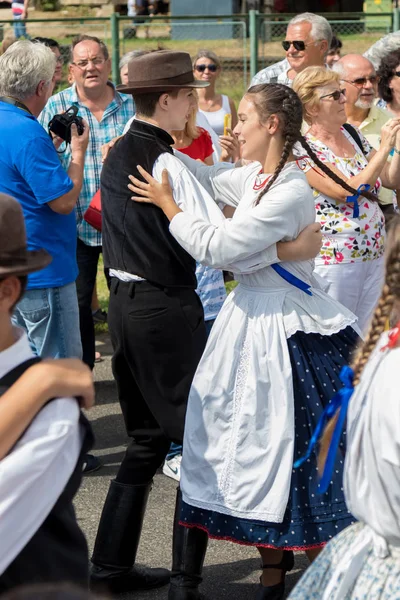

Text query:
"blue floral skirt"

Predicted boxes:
[[180, 325, 359, 551]]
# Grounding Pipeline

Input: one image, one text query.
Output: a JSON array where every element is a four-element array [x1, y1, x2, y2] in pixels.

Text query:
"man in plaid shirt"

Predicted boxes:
[[250, 13, 331, 88], [40, 34, 134, 384]]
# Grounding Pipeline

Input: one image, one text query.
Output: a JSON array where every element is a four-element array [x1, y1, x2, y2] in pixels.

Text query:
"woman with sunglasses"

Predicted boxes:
[[193, 50, 238, 138], [293, 66, 400, 333]]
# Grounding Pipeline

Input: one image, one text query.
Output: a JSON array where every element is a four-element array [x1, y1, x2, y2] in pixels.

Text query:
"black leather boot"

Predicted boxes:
[[90, 479, 170, 594], [168, 489, 209, 600], [255, 550, 295, 600]]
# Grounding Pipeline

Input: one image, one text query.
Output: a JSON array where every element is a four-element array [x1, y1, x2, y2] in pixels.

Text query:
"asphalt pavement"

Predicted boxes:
[[75, 332, 309, 600]]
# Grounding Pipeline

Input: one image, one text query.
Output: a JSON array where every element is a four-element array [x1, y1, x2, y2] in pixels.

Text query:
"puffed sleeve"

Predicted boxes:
[[174, 150, 261, 207], [153, 153, 280, 273], [169, 174, 306, 271]]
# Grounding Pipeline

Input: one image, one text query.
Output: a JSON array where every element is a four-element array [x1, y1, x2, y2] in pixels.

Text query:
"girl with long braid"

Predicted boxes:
[[128, 83, 364, 600], [293, 66, 400, 333], [289, 218, 400, 600]]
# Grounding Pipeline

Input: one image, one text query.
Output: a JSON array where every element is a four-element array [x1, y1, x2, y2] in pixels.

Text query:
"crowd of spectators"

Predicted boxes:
[[1, 9, 400, 600]]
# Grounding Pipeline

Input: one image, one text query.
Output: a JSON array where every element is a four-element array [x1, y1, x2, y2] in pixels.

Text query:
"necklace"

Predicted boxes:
[[253, 169, 272, 191]]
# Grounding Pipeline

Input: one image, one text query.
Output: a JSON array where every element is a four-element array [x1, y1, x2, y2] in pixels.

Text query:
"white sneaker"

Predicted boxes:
[[163, 454, 181, 482]]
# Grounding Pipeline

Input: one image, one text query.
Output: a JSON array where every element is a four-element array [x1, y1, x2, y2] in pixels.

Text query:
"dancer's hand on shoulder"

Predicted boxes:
[[128, 166, 172, 207], [128, 167, 181, 221], [101, 135, 123, 162]]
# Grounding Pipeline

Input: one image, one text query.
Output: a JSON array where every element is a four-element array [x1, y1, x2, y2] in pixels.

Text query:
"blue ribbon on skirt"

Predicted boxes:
[[346, 184, 371, 218], [271, 264, 312, 296], [293, 365, 355, 493]]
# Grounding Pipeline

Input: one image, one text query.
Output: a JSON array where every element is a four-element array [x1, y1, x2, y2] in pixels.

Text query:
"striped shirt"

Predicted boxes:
[[39, 83, 135, 247], [11, 1, 25, 15], [250, 58, 291, 88], [195, 263, 226, 322]]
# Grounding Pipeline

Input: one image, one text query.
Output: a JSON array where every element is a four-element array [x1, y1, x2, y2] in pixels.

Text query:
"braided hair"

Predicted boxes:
[[318, 216, 400, 473], [247, 83, 378, 206], [248, 84, 302, 206]]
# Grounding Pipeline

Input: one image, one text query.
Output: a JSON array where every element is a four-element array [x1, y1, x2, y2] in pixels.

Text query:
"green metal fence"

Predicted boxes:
[[0, 10, 398, 94]]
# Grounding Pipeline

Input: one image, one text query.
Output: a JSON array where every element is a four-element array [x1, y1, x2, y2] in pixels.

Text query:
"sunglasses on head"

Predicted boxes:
[[320, 89, 346, 101], [281, 40, 314, 52], [344, 76, 379, 87], [195, 64, 218, 73]]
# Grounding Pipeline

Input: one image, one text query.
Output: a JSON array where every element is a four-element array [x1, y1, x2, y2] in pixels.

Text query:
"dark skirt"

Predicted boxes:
[[180, 325, 359, 550]]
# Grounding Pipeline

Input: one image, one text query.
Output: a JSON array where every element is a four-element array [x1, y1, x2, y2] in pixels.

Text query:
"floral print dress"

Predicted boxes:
[[294, 127, 385, 267]]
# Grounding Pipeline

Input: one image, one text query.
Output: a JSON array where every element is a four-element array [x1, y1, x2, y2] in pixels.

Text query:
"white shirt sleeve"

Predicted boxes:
[[173, 151, 260, 208], [153, 153, 226, 224], [0, 397, 82, 574], [153, 153, 279, 273], [169, 176, 304, 272]]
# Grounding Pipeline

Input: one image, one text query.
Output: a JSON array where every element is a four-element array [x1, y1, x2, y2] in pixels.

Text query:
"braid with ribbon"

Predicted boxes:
[[299, 137, 379, 203], [317, 217, 400, 477]]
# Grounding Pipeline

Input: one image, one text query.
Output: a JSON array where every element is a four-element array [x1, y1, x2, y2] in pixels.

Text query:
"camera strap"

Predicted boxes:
[[0, 96, 33, 115]]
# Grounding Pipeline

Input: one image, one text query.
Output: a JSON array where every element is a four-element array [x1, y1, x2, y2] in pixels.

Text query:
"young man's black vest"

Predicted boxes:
[[0, 358, 94, 593], [101, 119, 197, 289]]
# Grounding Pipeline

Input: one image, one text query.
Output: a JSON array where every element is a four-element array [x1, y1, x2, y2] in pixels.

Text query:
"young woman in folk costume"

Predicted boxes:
[[289, 217, 400, 600], [128, 83, 371, 600]]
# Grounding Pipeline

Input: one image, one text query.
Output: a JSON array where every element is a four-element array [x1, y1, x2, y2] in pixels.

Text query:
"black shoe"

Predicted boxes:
[[91, 480, 169, 593], [168, 585, 205, 600], [90, 563, 170, 594], [92, 309, 107, 324], [255, 550, 294, 600], [168, 489, 208, 600], [82, 454, 102, 474], [255, 581, 285, 600]]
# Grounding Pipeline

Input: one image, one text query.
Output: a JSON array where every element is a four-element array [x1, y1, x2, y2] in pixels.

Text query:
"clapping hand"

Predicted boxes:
[[219, 129, 240, 163], [380, 118, 400, 153]]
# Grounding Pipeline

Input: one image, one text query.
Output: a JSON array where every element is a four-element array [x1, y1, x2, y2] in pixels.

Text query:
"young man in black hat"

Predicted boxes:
[[0, 193, 94, 592]]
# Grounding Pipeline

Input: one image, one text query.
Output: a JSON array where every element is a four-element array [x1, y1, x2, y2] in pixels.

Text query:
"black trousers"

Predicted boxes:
[[108, 278, 207, 486], [76, 238, 110, 370]]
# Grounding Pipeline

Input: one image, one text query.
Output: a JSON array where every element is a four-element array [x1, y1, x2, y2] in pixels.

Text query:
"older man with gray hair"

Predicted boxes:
[[0, 40, 89, 360], [332, 54, 397, 219], [250, 12, 332, 88]]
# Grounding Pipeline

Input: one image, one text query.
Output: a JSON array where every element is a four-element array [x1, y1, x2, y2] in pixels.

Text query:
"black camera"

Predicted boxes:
[[48, 105, 84, 144]]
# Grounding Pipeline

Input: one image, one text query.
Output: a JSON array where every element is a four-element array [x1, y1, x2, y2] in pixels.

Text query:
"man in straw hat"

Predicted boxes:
[[0, 193, 94, 592]]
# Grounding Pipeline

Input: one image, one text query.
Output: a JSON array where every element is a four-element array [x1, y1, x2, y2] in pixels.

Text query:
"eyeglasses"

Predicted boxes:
[[71, 57, 106, 69], [281, 40, 317, 52], [393, 71, 400, 77], [56, 55, 64, 65], [343, 76, 380, 87], [320, 89, 346, 101], [194, 64, 218, 73]]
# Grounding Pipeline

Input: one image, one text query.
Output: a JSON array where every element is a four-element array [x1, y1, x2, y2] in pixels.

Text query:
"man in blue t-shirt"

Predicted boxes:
[[0, 40, 89, 359]]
